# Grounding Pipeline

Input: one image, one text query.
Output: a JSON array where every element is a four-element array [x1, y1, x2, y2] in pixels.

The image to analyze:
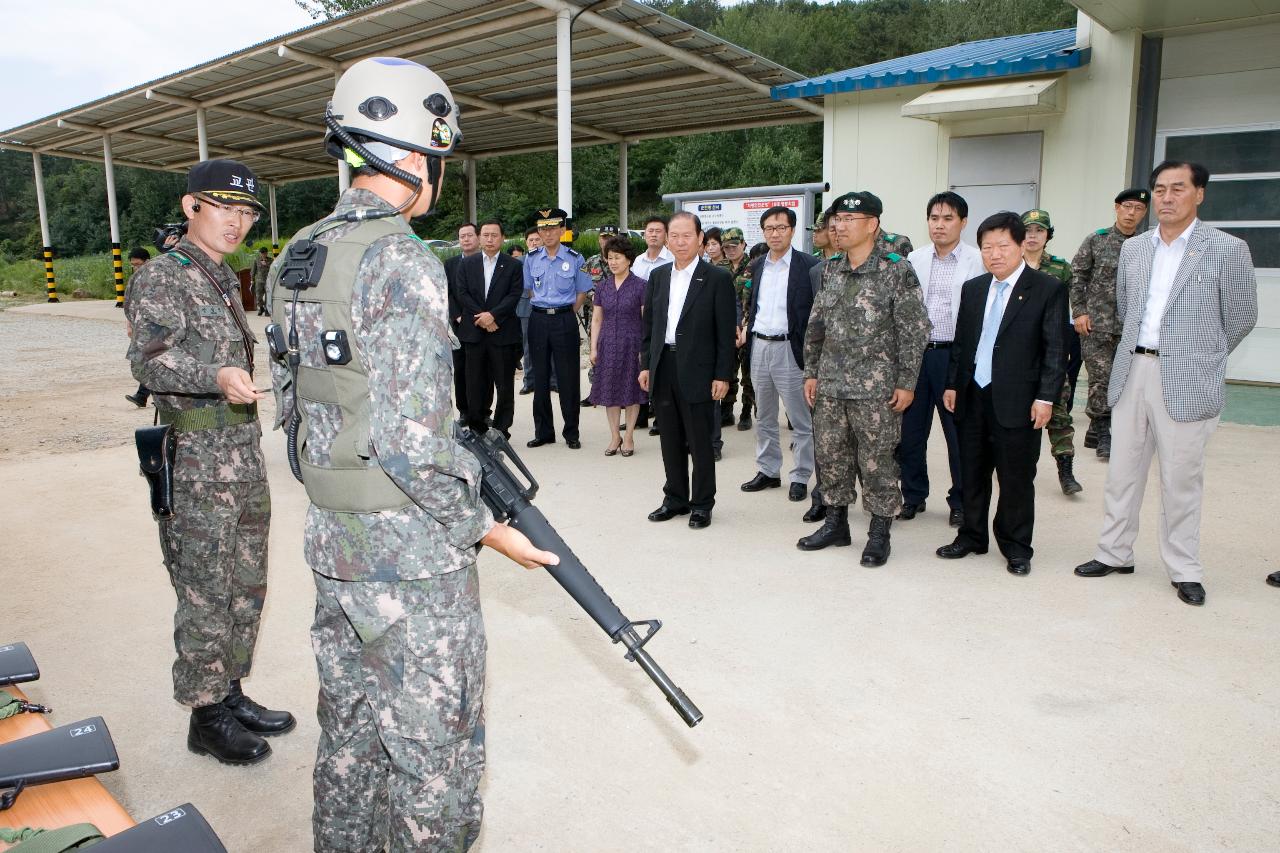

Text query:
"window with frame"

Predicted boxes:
[[1159, 126, 1280, 269]]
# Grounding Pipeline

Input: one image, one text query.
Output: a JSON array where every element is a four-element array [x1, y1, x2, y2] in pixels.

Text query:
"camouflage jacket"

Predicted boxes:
[[1070, 225, 1131, 333], [125, 238, 265, 482], [251, 254, 272, 286], [803, 249, 930, 400], [584, 253, 606, 286], [1034, 253, 1073, 324], [721, 255, 752, 326], [268, 188, 493, 582], [876, 229, 914, 258]]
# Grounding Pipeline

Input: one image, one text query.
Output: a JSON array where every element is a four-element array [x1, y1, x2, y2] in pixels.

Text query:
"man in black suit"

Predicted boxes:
[[446, 222, 480, 420], [937, 211, 1067, 575], [455, 219, 523, 438], [639, 212, 736, 529]]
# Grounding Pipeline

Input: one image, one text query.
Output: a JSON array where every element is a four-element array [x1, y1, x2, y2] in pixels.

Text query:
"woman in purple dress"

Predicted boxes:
[[589, 237, 648, 456]]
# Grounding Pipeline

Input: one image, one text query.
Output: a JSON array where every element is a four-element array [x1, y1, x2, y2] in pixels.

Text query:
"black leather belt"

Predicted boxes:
[[753, 331, 788, 341], [664, 344, 678, 352], [925, 341, 952, 349], [531, 304, 575, 315], [1134, 346, 1159, 356]]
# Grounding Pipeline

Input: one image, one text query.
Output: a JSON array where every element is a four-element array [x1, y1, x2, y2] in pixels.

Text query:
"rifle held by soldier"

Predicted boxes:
[[456, 426, 703, 728]]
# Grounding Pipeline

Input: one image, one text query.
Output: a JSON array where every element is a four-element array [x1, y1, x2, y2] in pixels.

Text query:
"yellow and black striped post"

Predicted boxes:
[[112, 243, 125, 307], [272, 242, 279, 258], [43, 247, 58, 303]]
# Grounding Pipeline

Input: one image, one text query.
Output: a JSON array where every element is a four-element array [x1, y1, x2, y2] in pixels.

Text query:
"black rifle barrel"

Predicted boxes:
[[458, 427, 703, 728]]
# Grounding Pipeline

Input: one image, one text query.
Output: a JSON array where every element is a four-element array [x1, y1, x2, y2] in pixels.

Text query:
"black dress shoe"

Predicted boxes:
[[948, 507, 963, 527], [565, 439, 582, 449], [688, 510, 712, 529], [519, 387, 533, 395], [224, 681, 296, 736], [1172, 581, 1205, 606], [648, 504, 690, 522], [897, 501, 925, 520], [188, 703, 271, 766], [581, 397, 595, 407], [526, 437, 554, 448], [648, 427, 660, 436], [713, 447, 722, 461], [788, 483, 807, 502], [1074, 559, 1134, 578], [741, 472, 782, 492], [1007, 558, 1031, 576], [936, 540, 988, 559], [1268, 571, 1280, 588]]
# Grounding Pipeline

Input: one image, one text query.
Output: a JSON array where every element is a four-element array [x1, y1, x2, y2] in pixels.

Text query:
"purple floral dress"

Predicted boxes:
[[589, 271, 648, 407]]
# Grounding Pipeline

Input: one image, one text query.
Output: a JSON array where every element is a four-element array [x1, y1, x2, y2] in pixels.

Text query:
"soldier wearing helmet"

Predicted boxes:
[[265, 57, 555, 852]]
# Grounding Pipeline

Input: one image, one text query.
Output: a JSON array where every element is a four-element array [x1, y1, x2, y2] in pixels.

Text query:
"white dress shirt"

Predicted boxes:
[[481, 250, 499, 299], [1139, 219, 1198, 349], [664, 259, 697, 345], [754, 250, 791, 335], [633, 246, 674, 280]]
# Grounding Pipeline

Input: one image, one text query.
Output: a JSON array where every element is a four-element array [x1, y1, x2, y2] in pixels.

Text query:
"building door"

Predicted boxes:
[[949, 132, 1043, 246]]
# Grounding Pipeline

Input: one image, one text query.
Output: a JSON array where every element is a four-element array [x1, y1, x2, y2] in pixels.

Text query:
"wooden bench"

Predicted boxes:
[[0, 686, 134, 851]]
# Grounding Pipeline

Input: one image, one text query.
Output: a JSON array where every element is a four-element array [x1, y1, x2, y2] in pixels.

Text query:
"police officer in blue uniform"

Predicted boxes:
[[523, 207, 594, 448]]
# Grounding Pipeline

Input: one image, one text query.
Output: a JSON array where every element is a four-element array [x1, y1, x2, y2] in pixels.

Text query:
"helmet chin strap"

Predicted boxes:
[[416, 155, 444, 218]]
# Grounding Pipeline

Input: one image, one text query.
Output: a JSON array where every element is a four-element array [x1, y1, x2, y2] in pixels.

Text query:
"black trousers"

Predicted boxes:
[[957, 381, 1041, 560], [653, 351, 716, 511], [463, 340, 521, 436], [899, 345, 962, 510], [451, 322, 468, 419], [528, 310, 580, 442]]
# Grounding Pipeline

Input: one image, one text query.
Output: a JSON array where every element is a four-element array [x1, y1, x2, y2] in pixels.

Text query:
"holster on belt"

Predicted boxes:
[[135, 425, 177, 519]]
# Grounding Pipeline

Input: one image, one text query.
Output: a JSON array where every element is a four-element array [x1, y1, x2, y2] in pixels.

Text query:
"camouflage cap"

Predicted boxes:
[[1115, 187, 1151, 206], [722, 227, 745, 244], [1021, 208, 1052, 230], [830, 191, 882, 217]]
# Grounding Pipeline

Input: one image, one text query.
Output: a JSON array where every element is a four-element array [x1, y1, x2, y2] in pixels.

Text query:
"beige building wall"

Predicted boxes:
[[824, 23, 1141, 255]]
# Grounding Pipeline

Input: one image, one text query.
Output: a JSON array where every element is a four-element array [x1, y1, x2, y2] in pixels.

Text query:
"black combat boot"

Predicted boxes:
[[860, 515, 892, 567], [1096, 421, 1112, 460], [189, 702, 271, 765], [1057, 456, 1083, 495], [803, 492, 827, 523], [797, 505, 850, 551], [223, 679, 296, 736], [1083, 420, 1098, 449]]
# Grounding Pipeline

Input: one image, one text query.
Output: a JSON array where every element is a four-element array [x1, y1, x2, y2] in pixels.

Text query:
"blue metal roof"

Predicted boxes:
[[771, 29, 1088, 100]]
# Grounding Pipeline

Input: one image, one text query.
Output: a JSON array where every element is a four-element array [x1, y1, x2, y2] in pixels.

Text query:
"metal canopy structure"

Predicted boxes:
[[0, 0, 820, 185]]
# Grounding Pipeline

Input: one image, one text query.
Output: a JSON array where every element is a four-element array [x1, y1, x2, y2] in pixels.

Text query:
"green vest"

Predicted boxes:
[[271, 217, 415, 514]]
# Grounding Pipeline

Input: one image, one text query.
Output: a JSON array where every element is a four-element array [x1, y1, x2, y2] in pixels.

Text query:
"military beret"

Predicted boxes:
[[1021, 208, 1052, 230], [830, 191, 882, 217], [1115, 187, 1151, 206], [188, 159, 265, 211], [721, 227, 745, 244], [535, 207, 569, 227]]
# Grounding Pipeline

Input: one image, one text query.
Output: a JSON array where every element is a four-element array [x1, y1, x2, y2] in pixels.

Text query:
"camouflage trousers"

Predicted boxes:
[[1082, 332, 1121, 424], [311, 566, 486, 853], [813, 395, 902, 517], [158, 478, 270, 707], [723, 344, 754, 419], [1047, 375, 1077, 458]]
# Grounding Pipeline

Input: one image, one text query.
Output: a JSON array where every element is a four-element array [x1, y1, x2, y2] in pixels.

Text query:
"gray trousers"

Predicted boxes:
[[749, 338, 814, 484], [1093, 354, 1219, 583]]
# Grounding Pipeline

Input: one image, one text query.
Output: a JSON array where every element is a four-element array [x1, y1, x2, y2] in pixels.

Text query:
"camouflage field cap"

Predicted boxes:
[[722, 227, 745, 245], [1021, 208, 1053, 230]]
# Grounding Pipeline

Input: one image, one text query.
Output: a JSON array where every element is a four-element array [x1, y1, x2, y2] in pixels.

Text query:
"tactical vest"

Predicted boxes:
[[271, 216, 416, 514]]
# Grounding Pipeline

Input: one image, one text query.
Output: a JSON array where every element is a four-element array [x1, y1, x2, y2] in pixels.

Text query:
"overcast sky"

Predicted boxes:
[[0, 0, 317, 131]]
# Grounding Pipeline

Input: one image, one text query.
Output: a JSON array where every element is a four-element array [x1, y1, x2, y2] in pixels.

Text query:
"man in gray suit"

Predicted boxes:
[[1074, 160, 1258, 606]]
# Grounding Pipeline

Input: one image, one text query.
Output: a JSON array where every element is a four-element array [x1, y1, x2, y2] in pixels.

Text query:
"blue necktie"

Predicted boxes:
[[974, 280, 1009, 388]]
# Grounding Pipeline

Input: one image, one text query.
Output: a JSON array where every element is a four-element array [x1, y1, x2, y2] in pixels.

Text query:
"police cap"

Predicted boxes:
[[188, 159, 265, 211], [535, 207, 569, 228]]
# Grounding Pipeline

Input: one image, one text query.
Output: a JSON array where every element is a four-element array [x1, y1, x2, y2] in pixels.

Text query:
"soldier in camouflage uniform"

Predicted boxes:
[[267, 59, 554, 853], [1021, 209, 1083, 495], [799, 191, 930, 567], [125, 159, 295, 767], [876, 227, 914, 258], [1071, 187, 1149, 460], [720, 227, 755, 430], [251, 246, 272, 315]]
